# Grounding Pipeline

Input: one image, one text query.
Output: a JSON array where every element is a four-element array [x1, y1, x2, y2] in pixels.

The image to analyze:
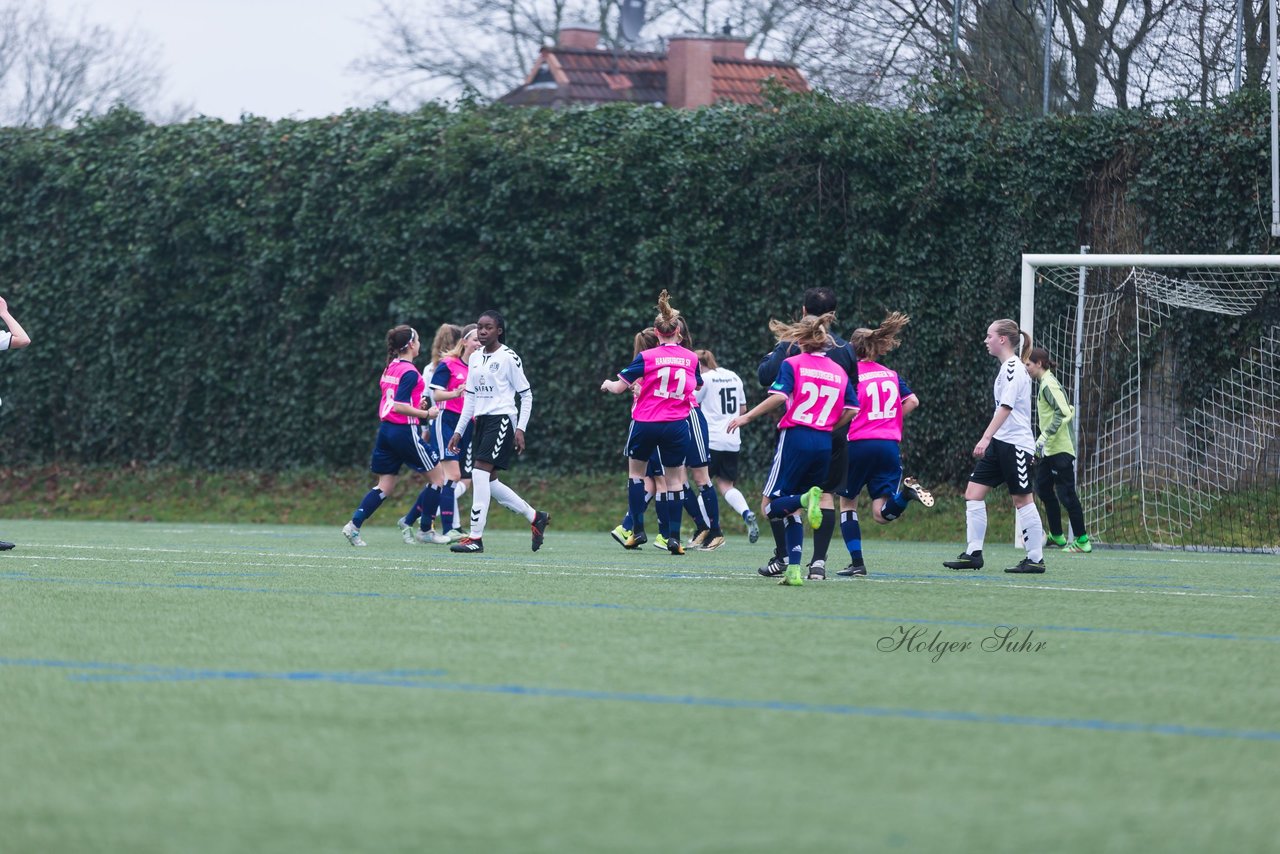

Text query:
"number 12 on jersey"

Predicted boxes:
[[864, 380, 899, 421]]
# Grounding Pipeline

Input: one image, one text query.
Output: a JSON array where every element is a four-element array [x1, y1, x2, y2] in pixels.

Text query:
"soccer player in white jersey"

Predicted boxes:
[[694, 349, 759, 547], [943, 318, 1047, 574], [446, 310, 548, 554], [0, 296, 30, 551]]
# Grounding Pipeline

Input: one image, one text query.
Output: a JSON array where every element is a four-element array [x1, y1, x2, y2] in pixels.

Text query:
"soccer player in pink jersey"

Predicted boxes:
[[608, 327, 665, 547], [834, 313, 934, 577], [601, 291, 702, 556], [727, 313, 857, 586], [672, 317, 724, 551], [342, 325, 448, 547], [399, 325, 478, 544]]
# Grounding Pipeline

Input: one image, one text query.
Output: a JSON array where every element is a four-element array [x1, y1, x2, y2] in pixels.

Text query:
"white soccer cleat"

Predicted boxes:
[[341, 521, 367, 547], [397, 517, 416, 544], [417, 529, 451, 544]]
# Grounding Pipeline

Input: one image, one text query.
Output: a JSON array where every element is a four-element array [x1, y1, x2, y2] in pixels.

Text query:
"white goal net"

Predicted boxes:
[[1021, 254, 1280, 552]]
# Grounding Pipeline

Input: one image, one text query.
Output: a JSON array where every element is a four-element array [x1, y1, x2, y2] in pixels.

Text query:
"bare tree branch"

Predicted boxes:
[[0, 1, 176, 127]]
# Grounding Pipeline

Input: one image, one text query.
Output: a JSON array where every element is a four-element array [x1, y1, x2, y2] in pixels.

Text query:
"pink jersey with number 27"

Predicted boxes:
[[772, 352, 854, 431]]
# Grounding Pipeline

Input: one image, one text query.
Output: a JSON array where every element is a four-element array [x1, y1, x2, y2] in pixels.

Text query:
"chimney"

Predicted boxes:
[[557, 26, 600, 50], [711, 36, 747, 60], [666, 34, 749, 108]]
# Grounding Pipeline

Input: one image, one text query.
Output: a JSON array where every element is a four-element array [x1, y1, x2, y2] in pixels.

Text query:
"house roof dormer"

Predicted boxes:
[[499, 29, 807, 109]]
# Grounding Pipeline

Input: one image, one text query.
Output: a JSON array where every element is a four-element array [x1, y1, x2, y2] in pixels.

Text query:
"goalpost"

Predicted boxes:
[[1020, 252, 1280, 553]]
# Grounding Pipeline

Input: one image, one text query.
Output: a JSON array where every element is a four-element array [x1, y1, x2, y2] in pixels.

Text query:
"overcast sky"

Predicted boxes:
[[46, 0, 391, 121]]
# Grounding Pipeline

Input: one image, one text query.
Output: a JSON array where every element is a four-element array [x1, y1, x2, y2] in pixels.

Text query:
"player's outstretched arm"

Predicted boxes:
[[0, 297, 30, 349], [601, 378, 630, 394], [726, 393, 785, 432]]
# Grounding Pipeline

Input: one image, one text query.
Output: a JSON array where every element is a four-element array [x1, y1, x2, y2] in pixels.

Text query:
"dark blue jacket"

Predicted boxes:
[[757, 333, 858, 388]]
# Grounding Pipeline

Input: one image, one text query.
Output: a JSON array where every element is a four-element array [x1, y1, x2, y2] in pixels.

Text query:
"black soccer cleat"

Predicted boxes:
[[530, 510, 549, 552], [621, 531, 648, 550], [449, 536, 484, 554], [667, 537, 685, 556], [806, 560, 826, 580], [757, 555, 786, 577], [943, 550, 984, 570], [0, 540, 14, 551], [1005, 557, 1046, 574], [836, 561, 867, 577]]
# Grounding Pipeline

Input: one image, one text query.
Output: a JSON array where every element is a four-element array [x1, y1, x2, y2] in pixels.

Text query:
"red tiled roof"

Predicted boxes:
[[499, 45, 808, 107], [711, 56, 808, 105]]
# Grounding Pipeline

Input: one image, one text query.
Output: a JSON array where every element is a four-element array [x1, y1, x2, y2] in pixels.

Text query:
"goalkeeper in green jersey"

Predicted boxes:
[[1026, 348, 1091, 553]]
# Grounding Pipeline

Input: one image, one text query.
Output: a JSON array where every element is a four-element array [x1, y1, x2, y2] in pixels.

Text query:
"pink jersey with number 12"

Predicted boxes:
[[846, 360, 904, 442]]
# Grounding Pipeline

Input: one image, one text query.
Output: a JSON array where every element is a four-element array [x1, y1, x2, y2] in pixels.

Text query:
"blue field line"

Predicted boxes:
[[2, 569, 1279, 645], [3, 656, 1277, 743], [173, 571, 282, 579]]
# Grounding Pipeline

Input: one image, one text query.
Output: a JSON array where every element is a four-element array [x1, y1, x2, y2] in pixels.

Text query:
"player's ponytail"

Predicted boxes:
[[675, 316, 694, 349], [696, 349, 718, 371], [991, 318, 1031, 362], [851, 311, 910, 361], [634, 327, 659, 357], [443, 324, 478, 361], [654, 290, 682, 339], [386, 325, 418, 362], [769, 311, 835, 354], [430, 323, 463, 365]]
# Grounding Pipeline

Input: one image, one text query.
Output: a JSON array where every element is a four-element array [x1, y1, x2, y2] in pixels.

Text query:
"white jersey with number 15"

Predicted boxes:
[[696, 366, 747, 452]]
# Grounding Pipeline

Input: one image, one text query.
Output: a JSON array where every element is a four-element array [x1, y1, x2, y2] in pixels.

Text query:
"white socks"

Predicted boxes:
[[1017, 503, 1045, 561], [724, 487, 749, 516], [490, 479, 535, 522], [965, 499, 987, 554], [469, 470, 491, 537]]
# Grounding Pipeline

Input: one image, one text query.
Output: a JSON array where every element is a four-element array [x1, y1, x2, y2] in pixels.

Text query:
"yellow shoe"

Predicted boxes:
[[800, 486, 823, 530], [779, 564, 804, 586]]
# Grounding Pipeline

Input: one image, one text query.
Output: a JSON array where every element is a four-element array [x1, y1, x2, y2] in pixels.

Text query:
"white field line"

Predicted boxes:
[[3, 547, 1270, 599]]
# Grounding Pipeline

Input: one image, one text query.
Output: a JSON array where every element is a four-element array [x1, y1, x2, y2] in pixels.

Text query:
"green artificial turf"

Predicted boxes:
[[1, 520, 1277, 853]]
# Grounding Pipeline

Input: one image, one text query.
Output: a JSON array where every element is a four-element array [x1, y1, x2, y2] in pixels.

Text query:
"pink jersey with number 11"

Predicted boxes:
[[773, 352, 854, 431], [630, 345, 699, 423]]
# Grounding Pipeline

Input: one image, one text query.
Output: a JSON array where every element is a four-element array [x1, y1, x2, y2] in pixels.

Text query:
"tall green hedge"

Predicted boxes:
[[0, 89, 1275, 483]]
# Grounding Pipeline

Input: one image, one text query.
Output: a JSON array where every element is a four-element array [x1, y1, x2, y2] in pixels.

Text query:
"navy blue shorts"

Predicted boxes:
[[839, 439, 902, 500], [626, 419, 690, 468], [645, 450, 665, 478], [430, 409, 473, 463], [762, 426, 832, 498], [370, 421, 438, 475], [683, 408, 711, 468]]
